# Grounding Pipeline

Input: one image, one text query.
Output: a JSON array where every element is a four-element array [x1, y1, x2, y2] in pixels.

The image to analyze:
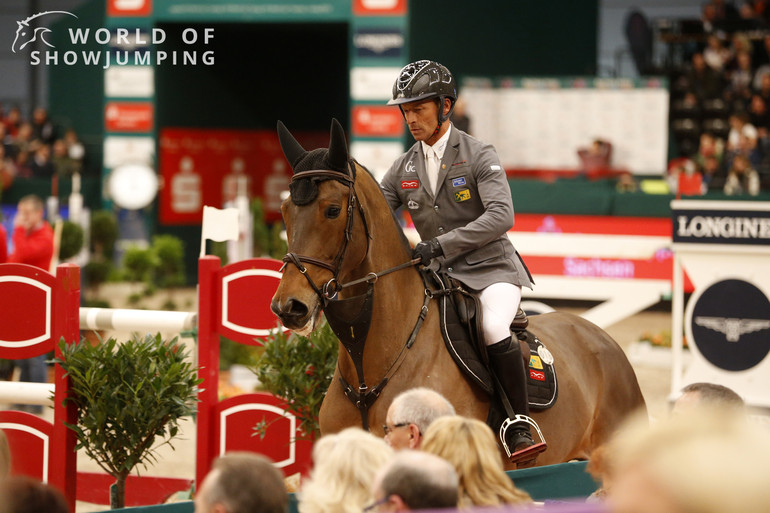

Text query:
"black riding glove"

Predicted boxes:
[[412, 238, 443, 266]]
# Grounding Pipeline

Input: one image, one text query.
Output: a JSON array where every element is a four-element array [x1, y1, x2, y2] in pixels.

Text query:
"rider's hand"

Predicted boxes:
[[412, 238, 443, 266]]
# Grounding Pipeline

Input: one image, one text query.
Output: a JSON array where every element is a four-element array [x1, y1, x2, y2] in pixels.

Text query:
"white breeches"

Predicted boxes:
[[478, 282, 522, 346]]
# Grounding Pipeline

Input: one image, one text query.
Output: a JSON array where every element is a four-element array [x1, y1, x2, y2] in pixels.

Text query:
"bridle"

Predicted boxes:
[[280, 164, 372, 301], [281, 162, 419, 302], [279, 160, 427, 431]]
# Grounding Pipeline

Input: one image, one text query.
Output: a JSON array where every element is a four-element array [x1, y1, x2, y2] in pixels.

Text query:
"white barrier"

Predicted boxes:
[[79, 307, 197, 333], [0, 382, 54, 405], [1, 308, 197, 408]]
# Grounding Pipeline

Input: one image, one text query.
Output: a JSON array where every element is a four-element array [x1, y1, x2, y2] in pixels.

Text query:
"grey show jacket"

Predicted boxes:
[[380, 126, 533, 291]]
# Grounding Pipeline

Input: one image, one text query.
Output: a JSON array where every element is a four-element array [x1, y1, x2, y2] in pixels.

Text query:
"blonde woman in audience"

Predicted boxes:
[[606, 409, 770, 513], [421, 416, 532, 508], [299, 427, 392, 513]]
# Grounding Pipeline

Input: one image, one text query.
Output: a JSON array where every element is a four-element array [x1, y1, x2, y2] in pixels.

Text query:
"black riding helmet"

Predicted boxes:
[[387, 60, 457, 126]]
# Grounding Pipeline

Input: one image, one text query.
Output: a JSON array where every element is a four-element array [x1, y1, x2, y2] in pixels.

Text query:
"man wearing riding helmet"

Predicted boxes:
[[380, 60, 546, 463]]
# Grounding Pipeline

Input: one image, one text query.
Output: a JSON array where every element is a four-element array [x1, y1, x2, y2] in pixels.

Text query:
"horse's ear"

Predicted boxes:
[[277, 120, 307, 171], [328, 118, 349, 172]]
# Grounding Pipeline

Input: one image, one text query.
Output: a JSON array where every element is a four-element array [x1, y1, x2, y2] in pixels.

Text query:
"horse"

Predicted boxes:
[[270, 119, 647, 468]]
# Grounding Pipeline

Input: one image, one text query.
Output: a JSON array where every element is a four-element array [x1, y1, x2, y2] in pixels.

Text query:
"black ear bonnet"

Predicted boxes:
[[277, 119, 351, 206]]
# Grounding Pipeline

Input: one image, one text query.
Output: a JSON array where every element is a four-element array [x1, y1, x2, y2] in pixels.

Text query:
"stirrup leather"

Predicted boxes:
[[499, 414, 546, 459]]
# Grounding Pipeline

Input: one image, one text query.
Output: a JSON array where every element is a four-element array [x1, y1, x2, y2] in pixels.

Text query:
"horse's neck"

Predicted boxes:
[[349, 175, 427, 347]]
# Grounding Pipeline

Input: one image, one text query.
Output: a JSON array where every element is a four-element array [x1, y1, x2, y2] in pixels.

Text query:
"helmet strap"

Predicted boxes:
[[435, 96, 455, 134]]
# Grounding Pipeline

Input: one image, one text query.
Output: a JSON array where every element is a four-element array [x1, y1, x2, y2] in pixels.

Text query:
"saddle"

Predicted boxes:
[[423, 270, 558, 411]]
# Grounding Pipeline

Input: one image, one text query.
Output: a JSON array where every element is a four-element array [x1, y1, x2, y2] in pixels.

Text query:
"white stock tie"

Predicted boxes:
[[425, 146, 440, 195]]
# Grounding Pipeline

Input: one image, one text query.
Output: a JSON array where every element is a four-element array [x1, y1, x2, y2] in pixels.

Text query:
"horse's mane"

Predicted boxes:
[[351, 158, 413, 255]]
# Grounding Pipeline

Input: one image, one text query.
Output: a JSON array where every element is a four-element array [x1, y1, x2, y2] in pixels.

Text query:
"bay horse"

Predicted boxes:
[[270, 119, 647, 468]]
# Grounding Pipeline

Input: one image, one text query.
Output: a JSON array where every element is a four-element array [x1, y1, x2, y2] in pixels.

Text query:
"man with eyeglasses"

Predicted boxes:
[[367, 451, 458, 512], [383, 387, 455, 450]]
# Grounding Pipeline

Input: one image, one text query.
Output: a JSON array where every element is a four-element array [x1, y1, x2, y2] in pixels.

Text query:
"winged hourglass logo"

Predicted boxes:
[[12, 11, 78, 53], [694, 316, 770, 343]]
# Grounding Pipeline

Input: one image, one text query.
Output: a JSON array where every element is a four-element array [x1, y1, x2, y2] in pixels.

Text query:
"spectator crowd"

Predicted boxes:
[[669, 0, 770, 195], [0, 104, 85, 191]]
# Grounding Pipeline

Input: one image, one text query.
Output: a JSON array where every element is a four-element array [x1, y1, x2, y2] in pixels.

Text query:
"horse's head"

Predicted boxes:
[[271, 119, 370, 335]]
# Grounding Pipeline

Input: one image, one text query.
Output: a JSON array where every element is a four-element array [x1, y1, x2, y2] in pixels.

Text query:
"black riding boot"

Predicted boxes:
[[487, 336, 547, 463]]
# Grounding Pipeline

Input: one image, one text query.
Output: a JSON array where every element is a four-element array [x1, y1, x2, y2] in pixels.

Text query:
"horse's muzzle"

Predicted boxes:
[[270, 297, 312, 330]]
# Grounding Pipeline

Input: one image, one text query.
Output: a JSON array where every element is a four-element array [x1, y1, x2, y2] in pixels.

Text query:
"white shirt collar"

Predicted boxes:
[[421, 124, 452, 159]]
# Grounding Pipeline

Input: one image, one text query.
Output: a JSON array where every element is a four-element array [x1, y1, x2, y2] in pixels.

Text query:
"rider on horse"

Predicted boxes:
[[380, 60, 547, 463]]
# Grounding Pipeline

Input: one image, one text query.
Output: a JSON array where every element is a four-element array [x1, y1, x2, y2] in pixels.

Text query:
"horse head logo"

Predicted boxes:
[[12, 11, 78, 53]]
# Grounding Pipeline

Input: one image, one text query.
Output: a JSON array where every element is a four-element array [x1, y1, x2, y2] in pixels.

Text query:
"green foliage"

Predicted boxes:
[[55, 333, 201, 508], [251, 198, 287, 259], [209, 241, 229, 265], [82, 299, 111, 308], [252, 320, 338, 440], [151, 235, 185, 288], [252, 197, 270, 257], [90, 210, 119, 259], [269, 221, 288, 260], [83, 259, 114, 304], [219, 337, 262, 370], [120, 236, 186, 291], [84, 260, 112, 284], [122, 246, 157, 283], [161, 299, 177, 311], [59, 220, 84, 261]]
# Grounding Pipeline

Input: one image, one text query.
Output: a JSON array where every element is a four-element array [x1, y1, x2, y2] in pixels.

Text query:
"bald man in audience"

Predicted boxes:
[[194, 452, 288, 513], [370, 451, 459, 512], [672, 382, 745, 415], [383, 387, 455, 450]]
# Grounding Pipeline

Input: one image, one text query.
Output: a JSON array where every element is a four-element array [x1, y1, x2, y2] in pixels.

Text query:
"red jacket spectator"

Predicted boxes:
[[9, 223, 53, 271], [8, 196, 54, 271]]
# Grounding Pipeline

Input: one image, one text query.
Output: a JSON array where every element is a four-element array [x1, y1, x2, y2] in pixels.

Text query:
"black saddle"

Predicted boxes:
[[422, 270, 558, 410]]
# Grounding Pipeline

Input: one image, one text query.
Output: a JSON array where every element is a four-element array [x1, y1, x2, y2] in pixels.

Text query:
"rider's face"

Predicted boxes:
[[400, 99, 440, 144]]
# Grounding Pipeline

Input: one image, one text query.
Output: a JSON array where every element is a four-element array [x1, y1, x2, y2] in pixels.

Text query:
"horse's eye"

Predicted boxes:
[[325, 206, 341, 219]]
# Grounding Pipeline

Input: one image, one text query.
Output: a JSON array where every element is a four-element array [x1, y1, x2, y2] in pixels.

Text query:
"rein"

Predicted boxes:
[[280, 162, 426, 430]]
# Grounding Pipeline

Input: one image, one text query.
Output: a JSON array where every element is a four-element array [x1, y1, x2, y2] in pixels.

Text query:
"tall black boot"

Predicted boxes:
[[487, 336, 547, 463]]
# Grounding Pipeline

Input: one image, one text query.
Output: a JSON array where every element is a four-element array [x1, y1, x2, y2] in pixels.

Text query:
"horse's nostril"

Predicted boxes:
[[285, 299, 309, 318], [272, 297, 310, 322]]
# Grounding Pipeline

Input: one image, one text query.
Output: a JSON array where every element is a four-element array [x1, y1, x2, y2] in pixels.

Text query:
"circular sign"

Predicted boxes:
[[108, 164, 159, 210], [690, 279, 770, 371]]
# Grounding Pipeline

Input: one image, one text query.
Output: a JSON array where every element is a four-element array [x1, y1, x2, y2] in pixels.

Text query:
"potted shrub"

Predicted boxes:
[[58, 220, 84, 261], [151, 235, 186, 309], [55, 333, 201, 508], [90, 210, 118, 261], [252, 319, 338, 440]]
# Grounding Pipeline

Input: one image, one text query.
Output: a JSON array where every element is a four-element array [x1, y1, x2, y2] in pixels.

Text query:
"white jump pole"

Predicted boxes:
[[79, 308, 197, 333], [0, 308, 198, 409], [0, 382, 54, 406]]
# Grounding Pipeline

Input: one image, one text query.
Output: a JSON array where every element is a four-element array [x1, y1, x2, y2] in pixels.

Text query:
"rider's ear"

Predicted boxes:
[[328, 118, 349, 172], [277, 120, 307, 170]]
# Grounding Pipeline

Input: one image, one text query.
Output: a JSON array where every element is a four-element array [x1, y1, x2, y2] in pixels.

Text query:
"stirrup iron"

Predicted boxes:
[[499, 414, 546, 459]]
